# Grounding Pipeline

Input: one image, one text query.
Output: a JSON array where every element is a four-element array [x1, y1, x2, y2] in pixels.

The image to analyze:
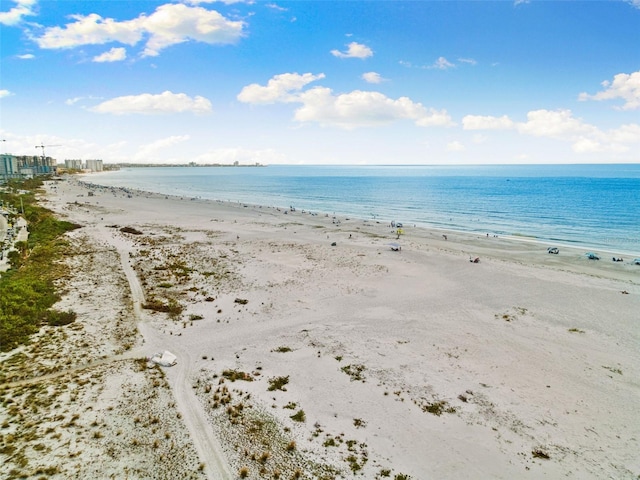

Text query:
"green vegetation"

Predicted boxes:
[[267, 376, 289, 391], [602, 365, 623, 375], [221, 369, 254, 382], [272, 346, 292, 353], [289, 409, 305, 422], [341, 364, 366, 382], [421, 400, 457, 416], [0, 178, 82, 352], [532, 449, 550, 459]]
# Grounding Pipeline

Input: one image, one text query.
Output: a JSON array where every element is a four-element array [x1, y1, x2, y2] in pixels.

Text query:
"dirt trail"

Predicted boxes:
[[2, 349, 145, 388], [107, 227, 233, 480]]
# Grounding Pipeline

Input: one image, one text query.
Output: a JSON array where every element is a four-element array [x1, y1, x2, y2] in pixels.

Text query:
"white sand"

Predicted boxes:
[[2, 174, 638, 480]]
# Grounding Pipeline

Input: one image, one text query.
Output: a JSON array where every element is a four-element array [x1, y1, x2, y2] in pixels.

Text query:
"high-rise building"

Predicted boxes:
[[0, 154, 19, 181], [65, 159, 83, 170], [85, 159, 103, 172]]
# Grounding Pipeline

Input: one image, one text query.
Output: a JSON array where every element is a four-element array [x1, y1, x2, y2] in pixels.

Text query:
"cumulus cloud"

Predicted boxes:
[[90, 91, 213, 115], [0, 0, 36, 26], [331, 42, 373, 59], [238, 72, 453, 129], [93, 47, 127, 63], [237, 72, 325, 104], [34, 3, 245, 57], [578, 71, 640, 110], [362, 72, 384, 84], [16, 53, 35, 59], [609, 123, 640, 143], [0, 89, 13, 99], [463, 108, 640, 154], [517, 109, 597, 138], [35, 13, 142, 49], [294, 88, 453, 128]]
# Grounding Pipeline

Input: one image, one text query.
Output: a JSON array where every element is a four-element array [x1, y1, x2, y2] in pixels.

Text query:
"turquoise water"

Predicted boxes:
[[86, 164, 640, 255]]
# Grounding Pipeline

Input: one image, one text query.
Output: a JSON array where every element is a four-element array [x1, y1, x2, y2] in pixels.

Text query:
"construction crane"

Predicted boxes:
[[35, 143, 61, 161]]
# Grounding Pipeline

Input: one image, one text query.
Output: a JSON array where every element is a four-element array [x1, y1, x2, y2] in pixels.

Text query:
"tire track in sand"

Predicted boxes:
[[107, 227, 232, 480]]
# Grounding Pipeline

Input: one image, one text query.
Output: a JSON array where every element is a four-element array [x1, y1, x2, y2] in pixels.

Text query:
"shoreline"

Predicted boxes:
[[76, 175, 640, 285], [79, 170, 640, 259]]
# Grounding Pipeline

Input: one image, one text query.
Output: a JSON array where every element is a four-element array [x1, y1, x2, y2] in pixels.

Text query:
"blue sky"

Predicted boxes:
[[1, 0, 639, 165]]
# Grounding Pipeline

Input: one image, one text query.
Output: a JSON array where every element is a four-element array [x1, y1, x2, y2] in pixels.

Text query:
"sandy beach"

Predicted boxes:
[[1, 174, 638, 479]]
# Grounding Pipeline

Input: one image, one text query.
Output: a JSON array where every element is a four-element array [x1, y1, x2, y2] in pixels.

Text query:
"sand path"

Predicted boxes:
[[104, 225, 233, 480]]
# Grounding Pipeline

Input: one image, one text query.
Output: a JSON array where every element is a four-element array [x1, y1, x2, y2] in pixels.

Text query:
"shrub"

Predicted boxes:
[[46, 309, 77, 326], [532, 449, 550, 459], [267, 376, 289, 391], [272, 346, 292, 353], [0, 189, 81, 351], [290, 410, 305, 422], [120, 226, 143, 235]]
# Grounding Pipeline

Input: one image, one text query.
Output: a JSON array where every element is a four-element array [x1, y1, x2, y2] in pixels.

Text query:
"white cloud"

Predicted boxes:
[[266, 3, 287, 11], [609, 123, 640, 143], [625, 0, 640, 9], [237, 72, 325, 104], [294, 88, 453, 129], [16, 53, 35, 59], [331, 42, 373, 59], [93, 47, 127, 63], [238, 72, 453, 129], [463, 115, 515, 130], [35, 13, 143, 49], [0, 0, 36, 26], [463, 108, 640, 154], [571, 137, 603, 153], [66, 95, 103, 106], [193, 147, 286, 165], [429, 56, 455, 70], [0, 89, 13, 99], [362, 72, 384, 84], [133, 135, 190, 161], [458, 57, 477, 66], [447, 141, 465, 151], [34, 3, 245, 57], [90, 91, 213, 115], [142, 4, 245, 56], [517, 109, 596, 138], [578, 71, 640, 110]]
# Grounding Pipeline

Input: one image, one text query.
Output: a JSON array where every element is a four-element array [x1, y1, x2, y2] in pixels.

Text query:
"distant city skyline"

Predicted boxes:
[[1, 0, 639, 165]]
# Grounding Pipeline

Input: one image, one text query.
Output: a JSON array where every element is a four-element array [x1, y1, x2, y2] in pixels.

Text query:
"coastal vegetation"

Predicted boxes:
[[0, 178, 81, 351]]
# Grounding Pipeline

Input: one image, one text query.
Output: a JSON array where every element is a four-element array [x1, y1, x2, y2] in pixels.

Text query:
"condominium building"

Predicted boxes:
[[65, 159, 83, 170], [85, 159, 103, 172]]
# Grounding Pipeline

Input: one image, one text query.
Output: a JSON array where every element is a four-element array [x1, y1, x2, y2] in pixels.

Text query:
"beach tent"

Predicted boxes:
[[150, 350, 177, 367], [388, 242, 401, 251], [633, 259, 640, 265]]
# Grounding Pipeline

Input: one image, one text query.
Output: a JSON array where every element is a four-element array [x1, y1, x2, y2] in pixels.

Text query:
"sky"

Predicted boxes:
[[0, 0, 639, 165]]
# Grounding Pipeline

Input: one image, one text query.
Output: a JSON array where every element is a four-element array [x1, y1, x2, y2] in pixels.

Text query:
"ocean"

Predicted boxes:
[[85, 164, 640, 256]]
